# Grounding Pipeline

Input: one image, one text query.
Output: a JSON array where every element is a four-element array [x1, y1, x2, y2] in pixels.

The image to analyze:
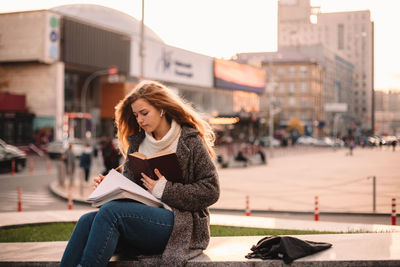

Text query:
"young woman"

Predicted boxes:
[[60, 80, 220, 266]]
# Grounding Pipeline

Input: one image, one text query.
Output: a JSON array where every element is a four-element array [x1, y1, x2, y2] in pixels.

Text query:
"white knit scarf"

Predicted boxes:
[[138, 120, 181, 156]]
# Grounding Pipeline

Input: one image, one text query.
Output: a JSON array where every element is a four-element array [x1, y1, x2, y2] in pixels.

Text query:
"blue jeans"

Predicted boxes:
[[60, 200, 174, 267]]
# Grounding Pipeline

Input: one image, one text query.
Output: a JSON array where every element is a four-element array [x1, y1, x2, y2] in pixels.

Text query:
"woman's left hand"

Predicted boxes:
[[141, 168, 163, 193]]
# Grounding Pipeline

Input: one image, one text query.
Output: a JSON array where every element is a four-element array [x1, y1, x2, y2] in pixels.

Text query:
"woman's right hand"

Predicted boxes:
[[93, 174, 105, 189]]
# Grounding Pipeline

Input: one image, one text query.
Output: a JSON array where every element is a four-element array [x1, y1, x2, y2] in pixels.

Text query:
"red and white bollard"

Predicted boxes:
[[11, 160, 16, 175], [17, 186, 22, 212], [314, 196, 319, 221], [46, 157, 51, 172], [68, 188, 73, 210], [245, 195, 251, 216], [392, 198, 397, 225], [29, 158, 34, 173]]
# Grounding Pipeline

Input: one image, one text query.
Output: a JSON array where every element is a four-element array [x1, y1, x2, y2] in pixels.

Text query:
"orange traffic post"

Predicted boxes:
[[245, 195, 251, 216], [11, 160, 16, 175], [314, 196, 319, 221], [29, 158, 34, 173], [17, 186, 22, 212], [392, 198, 397, 226], [46, 157, 51, 172], [68, 188, 73, 210]]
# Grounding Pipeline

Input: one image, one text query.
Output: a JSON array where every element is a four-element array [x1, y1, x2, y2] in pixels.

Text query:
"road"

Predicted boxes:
[[0, 155, 103, 213]]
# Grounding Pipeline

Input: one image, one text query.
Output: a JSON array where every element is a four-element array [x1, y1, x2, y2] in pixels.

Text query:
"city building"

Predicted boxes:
[[0, 5, 266, 145], [278, 0, 374, 134], [236, 45, 355, 138], [375, 90, 400, 135], [235, 50, 323, 137]]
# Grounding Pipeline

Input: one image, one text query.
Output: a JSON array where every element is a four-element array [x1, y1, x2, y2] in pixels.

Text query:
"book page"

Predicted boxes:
[[148, 149, 174, 159], [87, 169, 160, 204]]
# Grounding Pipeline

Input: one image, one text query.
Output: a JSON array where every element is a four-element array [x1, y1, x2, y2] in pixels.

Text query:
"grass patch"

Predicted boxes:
[[210, 225, 337, 236], [0, 223, 76, 242], [0, 223, 339, 243]]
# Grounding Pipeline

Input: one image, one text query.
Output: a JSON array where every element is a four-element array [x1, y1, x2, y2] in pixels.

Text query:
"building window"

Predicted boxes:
[[300, 98, 307, 107], [278, 82, 285, 92], [289, 97, 296, 106], [338, 24, 344, 50], [277, 67, 285, 76], [289, 83, 295, 93], [289, 66, 296, 76], [300, 66, 308, 75], [300, 82, 307, 92]]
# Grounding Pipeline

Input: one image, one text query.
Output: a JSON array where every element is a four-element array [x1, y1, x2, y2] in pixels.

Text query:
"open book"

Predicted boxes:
[[128, 149, 183, 189], [87, 169, 163, 208]]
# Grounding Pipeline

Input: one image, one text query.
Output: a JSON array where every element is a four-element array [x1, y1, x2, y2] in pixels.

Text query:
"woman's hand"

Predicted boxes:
[[93, 174, 105, 189], [141, 168, 163, 193]]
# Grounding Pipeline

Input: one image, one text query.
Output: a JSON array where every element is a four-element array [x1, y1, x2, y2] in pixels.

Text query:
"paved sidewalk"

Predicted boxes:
[[49, 147, 400, 214]]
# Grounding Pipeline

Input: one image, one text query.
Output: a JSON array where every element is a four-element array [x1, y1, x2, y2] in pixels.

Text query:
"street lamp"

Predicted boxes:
[[80, 68, 113, 140]]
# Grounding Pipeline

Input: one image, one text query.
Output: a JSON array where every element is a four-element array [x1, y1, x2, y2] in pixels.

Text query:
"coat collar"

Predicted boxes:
[[127, 125, 199, 153]]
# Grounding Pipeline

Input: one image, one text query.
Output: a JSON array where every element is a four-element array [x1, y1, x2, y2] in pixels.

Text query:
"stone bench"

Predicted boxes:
[[1, 233, 400, 266]]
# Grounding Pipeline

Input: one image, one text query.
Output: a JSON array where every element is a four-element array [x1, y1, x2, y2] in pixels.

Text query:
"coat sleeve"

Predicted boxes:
[[161, 136, 220, 211]]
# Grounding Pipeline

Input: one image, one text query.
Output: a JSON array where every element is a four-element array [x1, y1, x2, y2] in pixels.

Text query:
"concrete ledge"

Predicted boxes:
[[1, 233, 400, 266]]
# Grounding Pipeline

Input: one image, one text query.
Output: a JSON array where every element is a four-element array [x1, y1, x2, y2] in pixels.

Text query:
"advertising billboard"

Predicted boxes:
[[130, 40, 214, 88], [214, 58, 266, 94]]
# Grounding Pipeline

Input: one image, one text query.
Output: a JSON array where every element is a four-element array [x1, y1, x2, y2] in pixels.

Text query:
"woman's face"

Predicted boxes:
[[131, 98, 163, 134]]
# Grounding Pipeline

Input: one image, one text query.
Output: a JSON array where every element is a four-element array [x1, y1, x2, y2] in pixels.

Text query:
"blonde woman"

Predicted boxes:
[[60, 80, 220, 266]]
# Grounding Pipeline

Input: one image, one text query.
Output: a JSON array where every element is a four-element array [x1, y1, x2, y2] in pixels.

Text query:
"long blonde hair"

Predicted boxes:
[[115, 80, 215, 158]]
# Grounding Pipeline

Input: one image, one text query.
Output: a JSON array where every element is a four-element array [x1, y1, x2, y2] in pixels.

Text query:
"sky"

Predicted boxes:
[[1, 0, 399, 90]]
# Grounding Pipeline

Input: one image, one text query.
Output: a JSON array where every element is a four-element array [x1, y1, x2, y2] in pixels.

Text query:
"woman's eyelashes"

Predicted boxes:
[[133, 111, 148, 118]]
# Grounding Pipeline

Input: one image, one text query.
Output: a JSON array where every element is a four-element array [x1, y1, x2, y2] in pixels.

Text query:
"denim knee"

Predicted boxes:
[[77, 211, 97, 227], [96, 202, 120, 223]]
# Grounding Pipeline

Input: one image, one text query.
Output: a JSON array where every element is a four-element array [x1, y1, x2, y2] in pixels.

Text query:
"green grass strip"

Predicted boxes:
[[0, 223, 338, 242], [0, 223, 76, 242], [210, 225, 337, 236]]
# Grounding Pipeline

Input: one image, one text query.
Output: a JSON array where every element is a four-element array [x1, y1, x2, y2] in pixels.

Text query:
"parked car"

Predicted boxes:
[[259, 136, 280, 147], [296, 136, 318, 146], [314, 137, 335, 147], [46, 139, 85, 159], [0, 139, 27, 173]]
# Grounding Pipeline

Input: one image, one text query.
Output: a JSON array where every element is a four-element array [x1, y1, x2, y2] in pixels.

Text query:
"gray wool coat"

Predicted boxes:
[[123, 125, 220, 266]]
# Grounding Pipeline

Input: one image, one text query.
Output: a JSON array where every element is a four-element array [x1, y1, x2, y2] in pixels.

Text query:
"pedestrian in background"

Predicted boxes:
[[235, 146, 249, 167], [79, 143, 92, 184], [63, 143, 75, 187], [348, 139, 355, 156], [392, 140, 397, 152], [101, 138, 120, 175], [256, 144, 266, 164]]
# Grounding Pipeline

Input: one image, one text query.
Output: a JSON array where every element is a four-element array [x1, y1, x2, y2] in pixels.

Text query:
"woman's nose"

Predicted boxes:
[[136, 115, 143, 123]]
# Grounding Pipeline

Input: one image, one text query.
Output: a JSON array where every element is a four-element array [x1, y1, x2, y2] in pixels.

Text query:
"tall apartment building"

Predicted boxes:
[[278, 0, 374, 133], [235, 51, 323, 136], [374, 90, 400, 135]]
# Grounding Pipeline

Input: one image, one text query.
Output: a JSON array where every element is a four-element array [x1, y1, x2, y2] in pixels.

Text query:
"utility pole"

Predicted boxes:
[[140, 0, 145, 80], [267, 59, 275, 158]]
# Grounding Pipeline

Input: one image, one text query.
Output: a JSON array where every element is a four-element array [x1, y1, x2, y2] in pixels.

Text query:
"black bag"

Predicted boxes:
[[245, 235, 332, 264]]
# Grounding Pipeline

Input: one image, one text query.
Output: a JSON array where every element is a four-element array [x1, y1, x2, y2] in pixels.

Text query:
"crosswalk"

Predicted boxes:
[[0, 190, 57, 212]]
